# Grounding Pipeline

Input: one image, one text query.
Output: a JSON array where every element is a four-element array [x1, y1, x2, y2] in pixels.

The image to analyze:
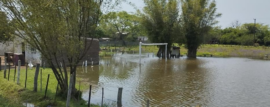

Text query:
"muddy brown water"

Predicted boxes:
[[77, 53, 270, 107]]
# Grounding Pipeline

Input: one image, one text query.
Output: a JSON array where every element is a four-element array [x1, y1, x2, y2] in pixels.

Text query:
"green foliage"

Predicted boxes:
[[0, 10, 13, 42], [99, 11, 142, 42], [219, 23, 270, 46], [181, 0, 221, 58], [140, 0, 180, 57]]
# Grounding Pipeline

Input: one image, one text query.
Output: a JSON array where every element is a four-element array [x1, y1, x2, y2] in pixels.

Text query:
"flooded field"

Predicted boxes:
[[77, 53, 270, 106]]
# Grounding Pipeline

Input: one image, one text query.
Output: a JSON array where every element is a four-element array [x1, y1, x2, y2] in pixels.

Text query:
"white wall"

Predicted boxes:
[[25, 44, 41, 65], [0, 42, 14, 55]]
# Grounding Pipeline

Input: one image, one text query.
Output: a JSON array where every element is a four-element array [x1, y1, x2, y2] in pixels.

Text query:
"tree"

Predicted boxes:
[[204, 26, 222, 44], [140, 0, 180, 58], [181, 0, 221, 58], [0, 10, 13, 42], [1, 0, 121, 98], [99, 11, 141, 45]]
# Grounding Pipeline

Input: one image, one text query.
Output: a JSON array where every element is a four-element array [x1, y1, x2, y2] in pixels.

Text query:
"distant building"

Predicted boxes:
[[138, 36, 148, 42], [0, 36, 100, 66]]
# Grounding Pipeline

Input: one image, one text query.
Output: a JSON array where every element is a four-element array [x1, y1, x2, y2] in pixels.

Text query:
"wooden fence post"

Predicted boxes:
[[88, 85, 92, 107], [117, 87, 123, 107], [101, 88, 104, 107], [34, 64, 40, 92], [78, 82, 81, 101], [25, 63, 28, 88], [44, 74, 50, 98], [54, 83, 59, 102], [146, 99, 149, 107], [4, 57, 7, 78], [14, 64, 16, 82], [17, 60, 21, 84], [66, 73, 74, 107], [0, 57, 2, 71], [40, 69, 42, 91], [8, 61, 10, 81]]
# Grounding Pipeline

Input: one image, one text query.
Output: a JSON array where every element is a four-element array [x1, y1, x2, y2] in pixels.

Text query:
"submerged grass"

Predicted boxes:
[[100, 44, 270, 58], [0, 67, 97, 107]]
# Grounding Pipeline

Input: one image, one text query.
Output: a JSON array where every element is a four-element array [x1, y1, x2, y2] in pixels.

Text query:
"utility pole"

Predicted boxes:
[[254, 19, 256, 44]]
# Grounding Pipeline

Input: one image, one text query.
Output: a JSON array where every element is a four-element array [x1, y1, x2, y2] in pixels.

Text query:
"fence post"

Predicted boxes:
[[25, 63, 28, 88], [14, 64, 16, 82], [40, 69, 42, 91], [4, 57, 7, 78], [17, 60, 21, 84], [146, 99, 149, 107], [34, 64, 40, 92], [8, 61, 10, 81], [66, 73, 74, 107], [54, 83, 59, 102], [101, 88, 104, 107], [78, 82, 81, 101], [0, 57, 2, 71], [88, 85, 92, 107], [117, 87, 123, 107], [44, 74, 50, 98]]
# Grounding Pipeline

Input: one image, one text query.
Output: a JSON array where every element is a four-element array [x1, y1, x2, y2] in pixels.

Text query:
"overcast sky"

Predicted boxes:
[[119, 0, 270, 28]]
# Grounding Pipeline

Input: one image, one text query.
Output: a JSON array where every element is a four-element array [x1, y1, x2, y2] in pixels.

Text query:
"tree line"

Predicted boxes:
[[206, 23, 270, 46]]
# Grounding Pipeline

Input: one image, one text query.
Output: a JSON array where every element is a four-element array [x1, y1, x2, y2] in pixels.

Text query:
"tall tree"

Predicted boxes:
[[181, 0, 221, 58], [1, 0, 120, 97], [140, 0, 180, 58], [99, 11, 141, 45], [0, 10, 13, 42]]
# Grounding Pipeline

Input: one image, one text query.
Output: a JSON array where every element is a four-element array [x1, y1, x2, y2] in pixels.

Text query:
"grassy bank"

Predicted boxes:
[[100, 44, 270, 58], [0, 67, 97, 107]]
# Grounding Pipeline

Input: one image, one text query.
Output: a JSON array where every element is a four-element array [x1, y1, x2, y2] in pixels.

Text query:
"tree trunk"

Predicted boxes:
[[157, 45, 171, 59], [187, 48, 197, 58]]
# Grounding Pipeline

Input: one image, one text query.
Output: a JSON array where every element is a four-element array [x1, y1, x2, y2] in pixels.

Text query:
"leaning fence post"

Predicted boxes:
[[88, 85, 92, 107], [25, 63, 28, 88], [117, 87, 123, 107], [17, 60, 21, 85], [34, 64, 40, 92], [44, 74, 50, 98]]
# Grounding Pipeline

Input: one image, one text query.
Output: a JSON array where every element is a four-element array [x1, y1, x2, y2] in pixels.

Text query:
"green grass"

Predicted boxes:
[[100, 44, 270, 58], [0, 67, 98, 107]]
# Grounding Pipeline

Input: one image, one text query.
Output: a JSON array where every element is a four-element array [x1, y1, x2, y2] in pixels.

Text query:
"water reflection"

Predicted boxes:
[[78, 54, 270, 107]]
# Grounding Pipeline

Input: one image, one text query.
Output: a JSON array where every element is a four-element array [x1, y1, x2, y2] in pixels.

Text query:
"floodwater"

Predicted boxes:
[[77, 53, 270, 107]]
